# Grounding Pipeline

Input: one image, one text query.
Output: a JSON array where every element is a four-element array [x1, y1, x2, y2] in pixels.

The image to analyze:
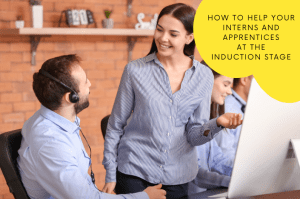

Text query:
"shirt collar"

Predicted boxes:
[[231, 89, 246, 106], [145, 52, 198, 69], [40, 105, 80, 134], [145, 52, 156, 63]]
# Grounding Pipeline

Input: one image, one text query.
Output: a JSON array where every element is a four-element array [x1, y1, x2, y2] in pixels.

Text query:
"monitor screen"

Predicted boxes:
[[228, 78, 300, 198]]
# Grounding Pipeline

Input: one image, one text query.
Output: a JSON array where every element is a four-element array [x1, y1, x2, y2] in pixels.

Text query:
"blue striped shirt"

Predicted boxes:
[[18, 105, 148, 199], [103, 53, 223, 185]]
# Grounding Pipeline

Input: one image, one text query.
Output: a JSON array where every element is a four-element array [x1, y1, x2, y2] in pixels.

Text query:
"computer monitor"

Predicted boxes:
[[228, 78, 300, 198]]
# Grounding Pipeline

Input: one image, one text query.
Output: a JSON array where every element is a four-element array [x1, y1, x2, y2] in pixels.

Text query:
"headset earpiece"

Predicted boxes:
[[69, 91, 79, 103]]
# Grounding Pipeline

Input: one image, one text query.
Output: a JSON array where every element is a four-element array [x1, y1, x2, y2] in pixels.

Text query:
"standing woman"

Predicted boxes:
[[102, 3, 242, 199]]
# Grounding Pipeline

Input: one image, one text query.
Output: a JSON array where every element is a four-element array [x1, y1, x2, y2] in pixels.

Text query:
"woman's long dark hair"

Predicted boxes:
[[200, 60, 225, 119], [147, 3, 196, 56]]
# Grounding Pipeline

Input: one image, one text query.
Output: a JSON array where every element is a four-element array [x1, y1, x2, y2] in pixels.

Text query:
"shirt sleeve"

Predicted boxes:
[[185, 74, 223, 146], [213, 129, 237, 160], [207, 137, 234, 176], [194, 141, 231, 189], [102, 64, 135, 183], [35, 139, 149, 199], [191, 167, 230, 189]]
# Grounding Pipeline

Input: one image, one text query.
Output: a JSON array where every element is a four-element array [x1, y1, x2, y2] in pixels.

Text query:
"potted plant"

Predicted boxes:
[[102, 10, 113, 29]]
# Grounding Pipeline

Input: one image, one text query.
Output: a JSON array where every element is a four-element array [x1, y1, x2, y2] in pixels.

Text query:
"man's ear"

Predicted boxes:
[[186, 33, 194, 45], [63, 92, 72, 104], [240, 77, 247, 86]]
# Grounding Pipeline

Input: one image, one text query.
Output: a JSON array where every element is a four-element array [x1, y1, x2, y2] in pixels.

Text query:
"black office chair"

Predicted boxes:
[[100, 115, 110, 140], [0, 129, 30, 199]]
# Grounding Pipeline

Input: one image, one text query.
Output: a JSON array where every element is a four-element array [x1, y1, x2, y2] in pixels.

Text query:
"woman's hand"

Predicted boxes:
[[102, 182, 116, 194], [217, 113, 243, 129]]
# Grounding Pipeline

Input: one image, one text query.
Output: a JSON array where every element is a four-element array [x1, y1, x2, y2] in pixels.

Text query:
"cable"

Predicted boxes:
[[75, 116, 101, 192]]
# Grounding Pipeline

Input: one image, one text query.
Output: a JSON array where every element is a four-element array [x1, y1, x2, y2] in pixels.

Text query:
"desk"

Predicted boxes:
[[188, 188, 300, 199]]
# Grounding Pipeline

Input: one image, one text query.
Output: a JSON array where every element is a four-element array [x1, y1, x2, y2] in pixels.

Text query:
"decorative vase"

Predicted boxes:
[[102, 18, 114, 29], [32, 5, 43, 28]]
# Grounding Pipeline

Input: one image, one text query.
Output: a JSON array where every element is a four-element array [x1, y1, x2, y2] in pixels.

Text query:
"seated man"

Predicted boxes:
[[188, 76, 253, 194], [17, 54, 166, 199]]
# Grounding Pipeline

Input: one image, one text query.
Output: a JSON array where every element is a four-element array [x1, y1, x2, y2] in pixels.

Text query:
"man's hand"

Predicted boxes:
[[217, 113, 243, 129], [144, 184, 166, 199], [102, 182, 116, 194]]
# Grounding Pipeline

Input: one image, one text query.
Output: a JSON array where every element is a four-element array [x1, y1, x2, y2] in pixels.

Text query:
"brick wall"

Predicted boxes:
[[0, 0, 202, 198]]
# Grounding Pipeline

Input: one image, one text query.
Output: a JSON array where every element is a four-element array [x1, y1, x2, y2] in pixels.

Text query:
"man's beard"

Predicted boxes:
[[74, 98, 89, 114]]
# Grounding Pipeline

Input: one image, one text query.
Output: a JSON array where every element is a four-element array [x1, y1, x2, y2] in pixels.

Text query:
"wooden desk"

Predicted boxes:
[[188, 188, 300, 199]]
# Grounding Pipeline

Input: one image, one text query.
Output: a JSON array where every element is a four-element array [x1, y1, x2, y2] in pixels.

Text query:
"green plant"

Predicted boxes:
[[104, 10, 112, 19], [30, 0, 41, 5]]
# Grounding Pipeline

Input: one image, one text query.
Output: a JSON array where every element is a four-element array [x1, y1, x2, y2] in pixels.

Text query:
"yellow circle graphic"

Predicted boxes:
[[194, 0, 300, 103]]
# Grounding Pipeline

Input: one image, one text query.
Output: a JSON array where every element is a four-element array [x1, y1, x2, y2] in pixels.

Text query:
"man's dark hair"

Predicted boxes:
[[233, 78, 241, 88], [33, 54, 81, 111]]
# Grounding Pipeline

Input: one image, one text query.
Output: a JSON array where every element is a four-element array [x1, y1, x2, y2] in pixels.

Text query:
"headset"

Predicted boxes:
[[39, 69, 79, 103], [39, 69, 98, 187]]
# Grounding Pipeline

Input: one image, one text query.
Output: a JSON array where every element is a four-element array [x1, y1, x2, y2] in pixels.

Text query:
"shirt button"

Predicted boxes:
[[159, 165, 162, 168], [164, 150, 167, 153], [170, 99, 173, 103], [167, 133, 170, 136], [169, 116, 171, 119]]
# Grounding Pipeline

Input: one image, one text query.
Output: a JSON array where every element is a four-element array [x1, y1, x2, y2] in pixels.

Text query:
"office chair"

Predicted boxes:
[[100, 115, 110, 140], [0, 129, 30, 199]]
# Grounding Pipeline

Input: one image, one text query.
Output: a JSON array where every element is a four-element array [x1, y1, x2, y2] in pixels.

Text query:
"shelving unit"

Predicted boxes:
[[0, 28, 154, 36], [0, 28, 155, 65]]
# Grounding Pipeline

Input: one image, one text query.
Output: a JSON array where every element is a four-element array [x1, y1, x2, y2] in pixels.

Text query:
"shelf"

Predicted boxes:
[[0, 28, 154, 65], [0, 28, 155, 36]]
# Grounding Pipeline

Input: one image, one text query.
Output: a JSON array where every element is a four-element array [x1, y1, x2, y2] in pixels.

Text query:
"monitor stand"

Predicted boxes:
[[291, 139, 300, 166]]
